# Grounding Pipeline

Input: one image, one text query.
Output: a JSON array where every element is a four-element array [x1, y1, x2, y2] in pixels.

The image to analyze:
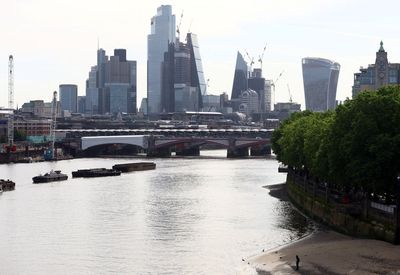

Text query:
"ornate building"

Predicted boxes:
[[352, 41, 400, 98]]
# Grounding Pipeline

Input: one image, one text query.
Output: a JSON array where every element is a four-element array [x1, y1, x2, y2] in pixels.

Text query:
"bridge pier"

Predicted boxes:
[[227, 147, 249, 158], [250, 145, 271, 156], [175, 146, 200, 156], [147, 147, 171, 158]]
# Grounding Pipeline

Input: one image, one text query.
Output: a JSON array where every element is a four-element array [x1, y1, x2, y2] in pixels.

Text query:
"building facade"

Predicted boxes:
[[352, 42, 400, 98], [302, 57, 340, 112], [147, 5, 176, 114], [20, 100, 61, 118], [85, 48, 137, 115], [231, 52, 248, 101], [59, 84, 78, 113]]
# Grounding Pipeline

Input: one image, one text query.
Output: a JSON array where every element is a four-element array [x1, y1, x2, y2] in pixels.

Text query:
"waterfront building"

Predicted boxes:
[[302, 57, 340, 111], [147, 5, 176, 114], [352, 41, 400, 98], [59, 84, 78, 113], [20, 100, 61, 118]]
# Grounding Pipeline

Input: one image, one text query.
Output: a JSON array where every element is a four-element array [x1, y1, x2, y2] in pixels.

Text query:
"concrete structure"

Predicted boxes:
[[147, 5, 176, 114], [20, 100, 61, 118], [59, 84, 78, 113], [302, 57, 340, 111], [352, 41, 400, 98]]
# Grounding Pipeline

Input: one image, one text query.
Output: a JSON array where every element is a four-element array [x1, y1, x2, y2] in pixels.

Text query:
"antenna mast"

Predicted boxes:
[[8, 55, 14, 149]]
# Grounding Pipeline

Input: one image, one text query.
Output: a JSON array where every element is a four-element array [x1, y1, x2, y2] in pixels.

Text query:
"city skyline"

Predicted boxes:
[[1, 0, 400, 109]]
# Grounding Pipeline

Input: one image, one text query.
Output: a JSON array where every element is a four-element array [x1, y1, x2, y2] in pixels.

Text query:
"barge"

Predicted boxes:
[[112, 162, 156, 173], [0, 179, 16, 191], [33, 170, 68, 184], [72, 168, 121, 178]]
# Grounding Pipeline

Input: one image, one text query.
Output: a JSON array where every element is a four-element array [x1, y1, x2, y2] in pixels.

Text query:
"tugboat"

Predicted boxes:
[[0, 179, 16, 191], [32, 170, 68, 184], [72, 168, 121, 178], [112, 162, 156, 173]]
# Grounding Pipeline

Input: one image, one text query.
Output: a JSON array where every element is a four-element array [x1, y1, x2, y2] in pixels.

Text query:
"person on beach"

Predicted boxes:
[[296, 255, 300, 270]]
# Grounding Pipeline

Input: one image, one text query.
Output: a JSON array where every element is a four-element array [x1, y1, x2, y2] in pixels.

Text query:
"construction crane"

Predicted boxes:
[[287, 84, 293, 103], [176, 11, 184, 42], [244, 50, 254, 77], [271, 70, 284, 106], [7, 55, 15, 152], [258, 43, 267, 71], [44, 91, 57, 160]]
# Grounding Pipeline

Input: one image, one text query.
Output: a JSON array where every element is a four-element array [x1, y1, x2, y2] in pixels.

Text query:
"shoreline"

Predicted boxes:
[[250, 227, 400, 274], [249, 183, 400, 274]]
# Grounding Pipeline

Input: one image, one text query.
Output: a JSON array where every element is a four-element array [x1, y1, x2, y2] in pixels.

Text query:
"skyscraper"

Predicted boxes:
[[352, 42, 400, 98], [59, 84, 78, 113], [147, 5, 176, 115], [231, 52, 248, 100], [85, 48, 137, 114], [160, 33, 206, 112], [302, 57, 340, 112]]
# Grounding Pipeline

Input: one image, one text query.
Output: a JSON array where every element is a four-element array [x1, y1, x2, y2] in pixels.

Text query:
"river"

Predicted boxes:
[[0, 150, 312, 274]]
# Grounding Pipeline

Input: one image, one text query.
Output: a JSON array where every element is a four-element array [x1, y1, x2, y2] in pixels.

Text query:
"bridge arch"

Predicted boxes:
[[81, 135, 148, 150]]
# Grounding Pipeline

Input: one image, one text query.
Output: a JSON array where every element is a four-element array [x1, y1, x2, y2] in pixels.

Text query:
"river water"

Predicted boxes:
[[0, 150, 311, 275]]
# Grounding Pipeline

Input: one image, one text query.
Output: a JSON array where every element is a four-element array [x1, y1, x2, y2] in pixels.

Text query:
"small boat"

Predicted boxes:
[[72, 168, 121, 178], [112, 162, 156, 173], [32, 170, 68, 184], [0, 179, 16, 191], [0, 185, 3, 193], [278, 164, 289, 173]]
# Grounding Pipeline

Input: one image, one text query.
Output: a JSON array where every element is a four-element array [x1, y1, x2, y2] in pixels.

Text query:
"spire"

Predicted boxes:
[[379, 41, 385, 52]]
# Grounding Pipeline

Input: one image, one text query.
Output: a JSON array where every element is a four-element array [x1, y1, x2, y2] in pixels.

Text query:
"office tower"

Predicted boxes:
[[248, 68, 272, 112], [231, 51, 248, 100], [77, 96, 86, 114], [352, 41, 400, 98], [147, 5, 176, 114], [86, 49, 137, 114], [59, 84, 78, 113], [302, 57, 340, 111], [161, 33, 206, 112], [238, 89, 259, 115], [85, 66, 98, 114]]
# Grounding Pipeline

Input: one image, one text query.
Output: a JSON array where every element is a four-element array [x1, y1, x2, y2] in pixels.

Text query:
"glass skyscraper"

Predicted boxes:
[[302, 57, 340, 111], [231, 52, 248, 100], [59, 84, 78, 113], [147, 5, 176, 115]]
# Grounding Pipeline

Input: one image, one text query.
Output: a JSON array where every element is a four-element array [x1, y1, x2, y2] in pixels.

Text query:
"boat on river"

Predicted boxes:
[[72, 168, 121, 178], [112, 162, 156, 173], [32, 170, 68, 184], [0, 179, 16, 191]]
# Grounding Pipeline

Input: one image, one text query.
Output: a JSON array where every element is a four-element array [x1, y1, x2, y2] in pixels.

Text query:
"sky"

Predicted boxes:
[[1, 0, 400, 109]]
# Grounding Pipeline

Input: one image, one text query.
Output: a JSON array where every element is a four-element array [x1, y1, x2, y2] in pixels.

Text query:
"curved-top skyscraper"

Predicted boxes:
[[302, 57, 340, 111]]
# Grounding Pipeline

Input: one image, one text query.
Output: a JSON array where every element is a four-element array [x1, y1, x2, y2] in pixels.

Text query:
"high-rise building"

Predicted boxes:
[[302, 57, 340, 112], [77, 96, 86, 114], [86, 49, 137, 114], [160, 33, 206, 112], [352, 41, 400, 98], [147, 5, 176, 114], [59, 84, 78, 113], [248, 68, 272, 112], [85, 66, 98, 114], [231, 52, 248, 100]]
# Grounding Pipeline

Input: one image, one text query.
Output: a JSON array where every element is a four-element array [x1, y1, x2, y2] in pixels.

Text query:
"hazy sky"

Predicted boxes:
[[1, 0, 399, 109]]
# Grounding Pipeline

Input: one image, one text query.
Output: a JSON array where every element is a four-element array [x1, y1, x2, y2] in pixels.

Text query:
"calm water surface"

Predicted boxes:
[[0, 150, 311, 274]]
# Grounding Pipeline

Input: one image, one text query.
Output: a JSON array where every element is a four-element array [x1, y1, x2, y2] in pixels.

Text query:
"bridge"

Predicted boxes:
[[58, 128, 274, 158]]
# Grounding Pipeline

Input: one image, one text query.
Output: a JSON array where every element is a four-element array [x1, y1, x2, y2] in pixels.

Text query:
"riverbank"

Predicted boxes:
[[251, 229, 400, 274]]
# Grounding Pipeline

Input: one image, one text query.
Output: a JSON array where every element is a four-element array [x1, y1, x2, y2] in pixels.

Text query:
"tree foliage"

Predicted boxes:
[[272, 86, 400, 195]]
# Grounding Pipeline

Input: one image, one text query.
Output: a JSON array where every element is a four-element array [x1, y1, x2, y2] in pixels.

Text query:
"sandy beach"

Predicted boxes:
[[250, 229, 400, 274]]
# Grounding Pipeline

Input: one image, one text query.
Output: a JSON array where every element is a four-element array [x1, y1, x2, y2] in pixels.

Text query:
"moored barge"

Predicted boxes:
[[112, 162, 156, 173], [72, 168, 121, 178], [0, 179, 16, 191]]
